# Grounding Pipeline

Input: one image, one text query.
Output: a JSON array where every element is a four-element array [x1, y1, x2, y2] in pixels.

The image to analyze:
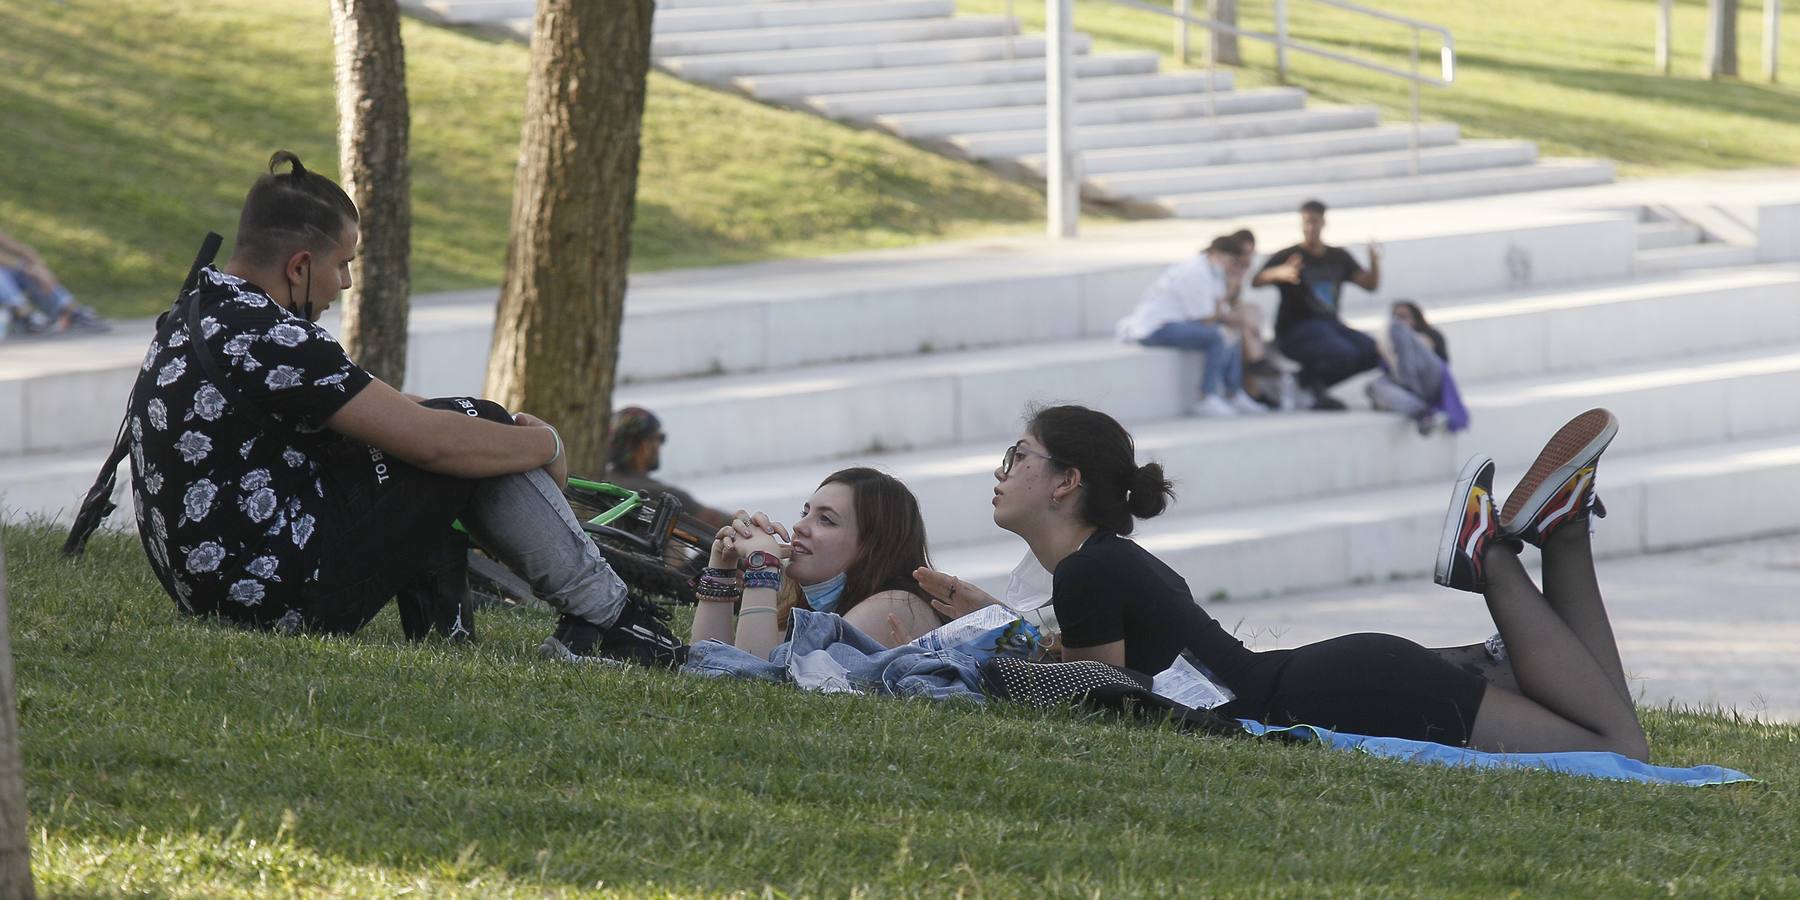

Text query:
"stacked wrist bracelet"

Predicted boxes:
[[743, 568, 782, 591], [694, 566, 742, 603]]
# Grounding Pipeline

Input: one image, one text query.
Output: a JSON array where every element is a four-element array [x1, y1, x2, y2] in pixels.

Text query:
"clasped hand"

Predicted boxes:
[[709, 509, 791, 570]]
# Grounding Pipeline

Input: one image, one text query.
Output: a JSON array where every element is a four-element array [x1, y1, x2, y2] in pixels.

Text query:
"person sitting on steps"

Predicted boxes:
[[1253, 199, 1382, 412], [1115, 233, 1266, 418], [916, 403, 1646, 758], [603, 405, 732, 528]]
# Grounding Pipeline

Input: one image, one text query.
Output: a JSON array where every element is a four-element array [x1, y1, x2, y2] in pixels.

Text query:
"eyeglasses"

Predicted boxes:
[[1001, 442, 1064, 478]]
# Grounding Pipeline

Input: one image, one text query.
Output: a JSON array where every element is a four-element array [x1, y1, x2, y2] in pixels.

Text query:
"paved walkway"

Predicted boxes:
[[1230, 533, 1800, 724]]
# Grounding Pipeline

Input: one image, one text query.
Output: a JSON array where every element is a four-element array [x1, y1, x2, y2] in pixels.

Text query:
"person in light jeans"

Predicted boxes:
[[0, 227, 107, 336], [1115, 233, 1266, 418]]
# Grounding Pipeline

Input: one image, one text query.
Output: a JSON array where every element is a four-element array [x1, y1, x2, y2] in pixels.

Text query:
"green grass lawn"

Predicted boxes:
[[6, 523, 1798, 896], [0, 0, 1052, 320], [961, 0, 1800, 176]]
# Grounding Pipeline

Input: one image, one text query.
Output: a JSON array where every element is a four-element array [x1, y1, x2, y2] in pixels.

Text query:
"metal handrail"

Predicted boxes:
[[1041, 0, 1456, 237]]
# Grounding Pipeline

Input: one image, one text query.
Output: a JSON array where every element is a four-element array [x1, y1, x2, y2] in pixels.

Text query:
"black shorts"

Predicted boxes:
[[300, 397, 511, 633], [1227, 632, 1489, 747]]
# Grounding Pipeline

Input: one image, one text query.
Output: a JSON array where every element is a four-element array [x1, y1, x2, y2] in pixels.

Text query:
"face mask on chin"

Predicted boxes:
[[801, 571, 848, 614]]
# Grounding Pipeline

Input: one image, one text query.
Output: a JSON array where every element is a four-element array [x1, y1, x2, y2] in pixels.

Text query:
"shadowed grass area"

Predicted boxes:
[[5, 523, 1797, 896], [959, 0, 1800, 176], [0, 0, 1053, 320]]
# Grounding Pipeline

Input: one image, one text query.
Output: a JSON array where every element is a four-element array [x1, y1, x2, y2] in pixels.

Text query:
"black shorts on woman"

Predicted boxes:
[[1054, 531, 1486, 746]]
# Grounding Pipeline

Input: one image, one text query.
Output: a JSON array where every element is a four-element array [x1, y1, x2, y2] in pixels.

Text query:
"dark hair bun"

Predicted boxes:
[[1126, 462, 1175, 520], [269, 150, 307, 176]]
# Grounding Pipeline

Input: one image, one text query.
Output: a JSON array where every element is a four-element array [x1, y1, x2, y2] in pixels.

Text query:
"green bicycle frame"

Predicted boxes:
[[452, 476, 642, 534]]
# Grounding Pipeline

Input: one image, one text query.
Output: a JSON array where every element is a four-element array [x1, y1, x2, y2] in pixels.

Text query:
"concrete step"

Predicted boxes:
[[1025, 123, 1462, 176], [1634, 242, 1761, 275], [660, 33, 1091, 81], [661, 0, 812, 9], [950, 105, 1383, 159], [806, 70, 1233, 121], [649, 15, 1012, 58], [740, 53, 1160, 101], [620, 297, 1800, 483], [1635, 220, 1703, 251], [1090, 141, 1538, 200], [654, 0, 952, 34], [929, 428, 1800, 601], [1158, 159, 1618, 219], [416, 0, 535, 23], [681, 330, 1800, 546], [878, 87, 1307, 140]]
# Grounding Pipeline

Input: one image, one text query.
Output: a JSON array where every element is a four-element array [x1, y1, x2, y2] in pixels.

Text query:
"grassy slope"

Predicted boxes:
[[0, 0, 1047, 320], [961, 0, 1800, 176], [6, 523, 1798, 897]]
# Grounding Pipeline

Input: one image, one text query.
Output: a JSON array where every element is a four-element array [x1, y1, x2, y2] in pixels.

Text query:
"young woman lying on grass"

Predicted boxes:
[[690, 467, 947, 659], [922, 404, 1646, 759]]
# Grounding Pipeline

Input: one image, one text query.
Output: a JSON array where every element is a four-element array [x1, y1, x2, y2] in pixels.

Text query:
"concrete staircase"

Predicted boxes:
[[10, 186, 1800, 605], [406, 0, 1616, 218]]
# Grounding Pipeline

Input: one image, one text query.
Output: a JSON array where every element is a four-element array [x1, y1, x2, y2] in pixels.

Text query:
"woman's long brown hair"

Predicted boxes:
[[778, 467, 940, 629]]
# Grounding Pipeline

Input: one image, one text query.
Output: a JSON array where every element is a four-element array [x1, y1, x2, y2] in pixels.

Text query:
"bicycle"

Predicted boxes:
[[464, 476, 708, 610]]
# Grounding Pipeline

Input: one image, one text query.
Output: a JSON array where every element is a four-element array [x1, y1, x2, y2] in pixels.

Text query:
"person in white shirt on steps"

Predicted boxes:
[[1115, 233, 1266, 418]]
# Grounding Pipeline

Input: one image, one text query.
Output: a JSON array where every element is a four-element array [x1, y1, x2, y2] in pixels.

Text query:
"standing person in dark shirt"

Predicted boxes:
[[125, 151, 677, 664], [1252, 199, 1382, 411], [925, 404, 1647, 758]]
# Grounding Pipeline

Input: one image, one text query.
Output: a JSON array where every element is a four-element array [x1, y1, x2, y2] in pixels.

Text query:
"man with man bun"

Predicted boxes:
[[123, 151, 677, 663]]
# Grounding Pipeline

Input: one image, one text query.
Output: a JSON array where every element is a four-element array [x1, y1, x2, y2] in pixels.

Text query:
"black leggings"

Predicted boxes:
[[1224, 632, 1490, 747]]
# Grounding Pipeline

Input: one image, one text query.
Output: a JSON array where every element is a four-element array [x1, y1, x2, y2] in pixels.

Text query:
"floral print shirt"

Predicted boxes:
[[128, 266, 372, 623]]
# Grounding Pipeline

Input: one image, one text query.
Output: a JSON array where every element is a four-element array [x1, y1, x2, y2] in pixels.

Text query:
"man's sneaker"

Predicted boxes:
[[54, 305, 109, 333], [541, 597, 686, 669], [1499, 408, 1618, 547], [1309, 390, 1348, 412], [1190, 394, 1238, 418], [1434, 455, 1498, 593], [1227, 391, 1269, 415]]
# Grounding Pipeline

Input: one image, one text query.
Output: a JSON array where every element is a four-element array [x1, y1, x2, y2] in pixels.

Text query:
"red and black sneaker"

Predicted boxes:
[[1500, 408, 1618, 548], [1434, 455, 1498, 593]]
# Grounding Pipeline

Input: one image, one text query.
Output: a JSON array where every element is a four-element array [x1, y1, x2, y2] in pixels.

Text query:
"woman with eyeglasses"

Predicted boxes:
[[690, 467, 948, 659], [917, 404, 1647, 759]]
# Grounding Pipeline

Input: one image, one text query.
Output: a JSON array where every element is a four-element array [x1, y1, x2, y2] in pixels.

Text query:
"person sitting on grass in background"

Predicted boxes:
[[1253, 199, 1381, 411], [603, 405, 732, 528], [689, 467, 947, 660], [916, 403, 1647, 758], [1115, 233, 1266, 418], [1366, 300, 1469, 436], [0, 227, 108, 337], [125, 151, 677, 665]]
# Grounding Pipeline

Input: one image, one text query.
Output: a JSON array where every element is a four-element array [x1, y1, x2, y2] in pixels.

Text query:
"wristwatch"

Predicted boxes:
[[742, 550, 783, 571]]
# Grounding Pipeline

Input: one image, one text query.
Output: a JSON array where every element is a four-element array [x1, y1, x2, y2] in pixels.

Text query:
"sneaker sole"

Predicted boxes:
[[1500, 408, 1619, 533], [1434, 455, 1494, 587]]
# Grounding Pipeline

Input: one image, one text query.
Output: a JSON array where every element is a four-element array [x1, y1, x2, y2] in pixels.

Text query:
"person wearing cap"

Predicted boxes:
[[604, 406, 731, 528]]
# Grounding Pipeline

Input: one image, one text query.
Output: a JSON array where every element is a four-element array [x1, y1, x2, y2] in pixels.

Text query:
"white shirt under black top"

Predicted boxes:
[[1114, 255, 1228, 343]]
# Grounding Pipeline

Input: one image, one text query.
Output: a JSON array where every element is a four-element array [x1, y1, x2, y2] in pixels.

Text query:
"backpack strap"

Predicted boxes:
[[181, 268, 286, 438], [62, 233, 222, 557]]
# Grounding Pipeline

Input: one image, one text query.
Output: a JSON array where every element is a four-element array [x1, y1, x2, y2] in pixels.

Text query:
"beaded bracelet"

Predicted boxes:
[[701, 566, 739, 581], [743, 568, 782, 592]]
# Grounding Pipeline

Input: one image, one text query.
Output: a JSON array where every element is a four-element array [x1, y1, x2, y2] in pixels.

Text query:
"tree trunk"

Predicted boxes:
[[1704, 0, 1740, 78], [1210, 0, 1241, 67], [483, 0, 654, 474], [0, 542, 34, 900], [330, 0, 412, 387]]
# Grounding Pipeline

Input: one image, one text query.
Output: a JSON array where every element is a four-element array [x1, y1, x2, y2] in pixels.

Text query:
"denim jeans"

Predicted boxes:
[[1142, 319, 1241, 397], [0, 266, 73, 318], [1276, 317, 1379, 390], [683, 610, 988, 701]]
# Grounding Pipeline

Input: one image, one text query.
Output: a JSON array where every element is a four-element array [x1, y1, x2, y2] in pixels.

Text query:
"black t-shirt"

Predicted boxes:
[[1259, 243, 1365, 337], [127, 267, 373, 622], [1051, 531, 1256, 683]]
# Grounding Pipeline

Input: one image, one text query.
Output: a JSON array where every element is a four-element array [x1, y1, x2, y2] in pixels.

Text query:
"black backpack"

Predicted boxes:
[[980, 655, 1244, 738]]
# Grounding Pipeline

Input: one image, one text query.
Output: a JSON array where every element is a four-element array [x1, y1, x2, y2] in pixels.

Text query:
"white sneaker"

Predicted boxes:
[[1227, 391, 1268, 415], [1190, 394, 1238, 418]]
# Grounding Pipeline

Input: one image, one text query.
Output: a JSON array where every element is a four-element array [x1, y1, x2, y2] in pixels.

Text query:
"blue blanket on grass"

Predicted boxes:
[[1239, 720, 1756, 786]]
